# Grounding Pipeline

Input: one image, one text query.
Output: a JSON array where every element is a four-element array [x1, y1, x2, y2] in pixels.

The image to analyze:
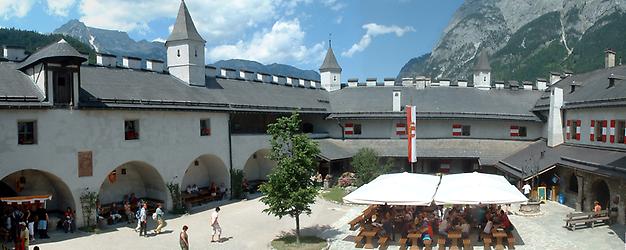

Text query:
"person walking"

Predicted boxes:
[[154, 203, 165, 234], [210, 207, 221, 243], [521, 182, 532, 199], [179, 225, 189, 250], [139, 203, 148, 237]]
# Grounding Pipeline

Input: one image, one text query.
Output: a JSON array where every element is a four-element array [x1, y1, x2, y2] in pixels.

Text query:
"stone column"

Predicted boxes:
[[576, 175, 583, 212]]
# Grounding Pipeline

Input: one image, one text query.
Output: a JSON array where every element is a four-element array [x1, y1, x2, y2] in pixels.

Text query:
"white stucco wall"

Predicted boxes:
[[321, 71, 341, 91], [0, 109, 230, 226], [563, 107, 626, 149], [166, 41, 205, 85]]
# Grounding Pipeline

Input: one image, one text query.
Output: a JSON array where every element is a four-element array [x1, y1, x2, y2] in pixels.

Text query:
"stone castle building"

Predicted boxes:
[[0, 1, 623, 226]]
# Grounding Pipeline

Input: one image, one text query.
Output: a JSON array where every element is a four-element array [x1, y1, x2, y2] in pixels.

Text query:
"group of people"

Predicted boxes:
[[362, 203, 513, 246], [0, 203, 69, 250], [185, 182, 228, 200]]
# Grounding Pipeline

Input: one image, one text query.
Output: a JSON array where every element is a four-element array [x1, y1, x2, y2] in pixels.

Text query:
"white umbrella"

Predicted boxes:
[[434, 172, 527, 205], [343, 172, 441, 206]]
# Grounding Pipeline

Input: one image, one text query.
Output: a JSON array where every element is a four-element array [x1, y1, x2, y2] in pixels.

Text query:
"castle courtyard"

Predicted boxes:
[[25, 198, 625, 250]]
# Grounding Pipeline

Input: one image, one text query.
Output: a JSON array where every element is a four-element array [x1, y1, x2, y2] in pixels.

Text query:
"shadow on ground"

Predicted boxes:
[[277, 224, 342, 240]]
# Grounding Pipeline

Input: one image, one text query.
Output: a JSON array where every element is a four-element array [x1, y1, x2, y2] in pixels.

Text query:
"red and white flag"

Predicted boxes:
[[406, 105, 417, 163]]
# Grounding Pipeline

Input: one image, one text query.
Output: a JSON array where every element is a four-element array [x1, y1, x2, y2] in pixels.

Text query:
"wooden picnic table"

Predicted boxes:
[[447, 230, 462, 250], [492, 229, 508, 250], [361, 230, 378, 249], [407, 232, 421, 250]]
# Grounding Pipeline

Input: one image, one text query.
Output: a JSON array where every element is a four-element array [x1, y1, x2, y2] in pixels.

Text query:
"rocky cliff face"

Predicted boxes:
[[399, 0, 626, 81], [54, 19, 166, 60]]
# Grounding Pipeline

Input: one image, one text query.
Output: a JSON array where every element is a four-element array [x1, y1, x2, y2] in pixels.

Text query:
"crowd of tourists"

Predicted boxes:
[[363, 203, 513, 243], [0, 203, 74, 249]]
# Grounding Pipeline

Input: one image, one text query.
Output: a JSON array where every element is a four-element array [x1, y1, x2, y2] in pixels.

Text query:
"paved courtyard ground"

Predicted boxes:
[[19, 198, 626, 250], [30, 196, 348, 250]]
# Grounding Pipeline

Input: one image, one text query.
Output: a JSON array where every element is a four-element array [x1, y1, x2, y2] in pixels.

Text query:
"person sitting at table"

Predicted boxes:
[[460, 218, 471, 238], [209, 182, 218, 198], [381, 214, 394, 240], [186, 185, 193, 194], [192, 184, 199, 193], [480, 213, 494, 242], [437, 217, 450, 236], [496, 210, 512, 233], [109, 203, 122, 224]]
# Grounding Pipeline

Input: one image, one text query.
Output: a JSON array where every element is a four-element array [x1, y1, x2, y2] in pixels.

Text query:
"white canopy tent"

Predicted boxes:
[[434, 172, 527, 205], [343, 172, 441, 206]]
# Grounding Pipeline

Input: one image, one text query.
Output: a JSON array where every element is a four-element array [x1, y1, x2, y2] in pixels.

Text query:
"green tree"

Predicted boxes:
[[259, 113, 320, 244], [352, 148, 392, 186]]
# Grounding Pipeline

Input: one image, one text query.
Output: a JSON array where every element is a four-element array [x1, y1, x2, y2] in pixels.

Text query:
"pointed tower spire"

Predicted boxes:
[[319, 39, 342, 91], [166, 0, 206, 86], [319, 46, 342, 72], [473, 50, 491, 72], [167, 0, 205, 44]]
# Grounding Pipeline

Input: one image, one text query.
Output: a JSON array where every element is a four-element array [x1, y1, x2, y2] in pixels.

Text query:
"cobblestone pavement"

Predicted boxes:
[[328, 201, 625, 250], [31, 196, 350, 250]]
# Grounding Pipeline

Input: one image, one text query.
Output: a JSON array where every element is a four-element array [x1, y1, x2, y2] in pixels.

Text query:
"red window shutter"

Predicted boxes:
[[344, 123, 354, 135], [590, 120, 595, 141], [396, 123, 406, 135], [452, 124, 462, 136], [566, 120, 571, 139], [576, 120, 581, 140], [510, 125, 519, 137], [602, 120, 608, 142], [610, 120, 615, 143]]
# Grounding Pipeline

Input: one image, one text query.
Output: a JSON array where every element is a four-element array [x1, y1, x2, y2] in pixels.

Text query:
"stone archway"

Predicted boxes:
[[98, 161, 168, 206], [182, 154, 229, 190], [1, 169, 75, 212], [243, 149, 275, 181], [591, 179, 611, 210]]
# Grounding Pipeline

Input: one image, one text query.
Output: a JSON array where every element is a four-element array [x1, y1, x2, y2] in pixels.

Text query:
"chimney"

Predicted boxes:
[[297, 78, 305, 87], [238, 70, 246, 80], [205, 66, 217, 77], [523, 81, 533, 90], [536, 78, 548, 91], [304, 79, 313, 88], [457, 80, 468, 88], [401, 77, 414, 86], [122, 56, 142, 69], [254, 73, 263, 82], [439, 79, 450, 87], [3, 45, 27, 61], [286, 77, 293, 86], [96, 53, 116, 67], [146, 59, 164, 72], [384, 77, 395, 86], [271, 75, 279, 84], [392, 90, 402, 112], [347, 78, 358, 87], [605, 48, 616, 68], [547, 87, 564, 147], [494, 81, 505, 89], [221, 68, 236, 79], [366, 77, 377, 86], [563, 70, 573, 77], [549, 72, 561, 85], [314, 80, 321, 89]]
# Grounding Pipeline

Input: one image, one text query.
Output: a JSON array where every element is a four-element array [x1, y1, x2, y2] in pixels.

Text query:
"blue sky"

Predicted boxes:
[[0, 0, 463, 80]]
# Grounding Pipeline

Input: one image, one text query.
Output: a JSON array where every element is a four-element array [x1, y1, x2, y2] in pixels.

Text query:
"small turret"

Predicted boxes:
[[319, 40, 342, 91], [472, 50, 491, 90]]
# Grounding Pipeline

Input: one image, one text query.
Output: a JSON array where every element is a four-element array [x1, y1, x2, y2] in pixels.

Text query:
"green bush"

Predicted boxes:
[[231, 169, 245, 199]]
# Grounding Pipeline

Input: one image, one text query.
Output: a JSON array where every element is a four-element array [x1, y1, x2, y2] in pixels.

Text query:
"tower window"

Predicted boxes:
[[177, 50, 180, 57], [333, 75, 337, 82], [484, 77, 486, 81], [195, 49, 198, 57]]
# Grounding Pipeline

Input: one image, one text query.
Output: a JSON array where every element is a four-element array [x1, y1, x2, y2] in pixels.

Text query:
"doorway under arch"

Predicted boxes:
[[182, 154, 229, 190], [1, 169, 75, 212], [243, 149, 276, 181], [98, 161, 168, 206], [591, 179, 610, 210]]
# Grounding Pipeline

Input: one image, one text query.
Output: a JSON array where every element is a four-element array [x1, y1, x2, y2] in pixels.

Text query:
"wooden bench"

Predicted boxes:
[[349, 215, 364, 231], [182, 188, 222, 207], [378, 235, 389, 250], [354, 235, 365, 248], [437, 237, 446, 250], [399, 237, 408, 250], [462, 238, 471, 250], [481, 233, 492, 250], [565, 210, 609, 230], [507, 233, 515, 249]]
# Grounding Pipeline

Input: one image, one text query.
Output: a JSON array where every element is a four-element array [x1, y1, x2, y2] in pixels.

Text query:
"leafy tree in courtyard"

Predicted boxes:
[[352, 148, 392, 186], [259, 113, 320, 244]]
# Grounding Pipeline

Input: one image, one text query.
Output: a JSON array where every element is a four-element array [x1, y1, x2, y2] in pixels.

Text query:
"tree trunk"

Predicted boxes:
[[295, 214, 300, 244]]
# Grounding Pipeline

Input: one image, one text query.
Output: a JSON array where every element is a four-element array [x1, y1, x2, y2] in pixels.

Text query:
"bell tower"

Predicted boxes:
[[166, 0, 206, 86], [319, 40, 342, 91]]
